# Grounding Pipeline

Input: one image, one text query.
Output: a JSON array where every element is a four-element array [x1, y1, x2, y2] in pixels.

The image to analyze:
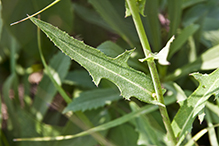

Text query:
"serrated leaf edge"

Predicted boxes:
[[30, 17, 163, 106]]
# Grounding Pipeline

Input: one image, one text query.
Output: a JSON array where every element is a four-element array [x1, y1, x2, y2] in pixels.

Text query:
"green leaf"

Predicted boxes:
[[72, 3, 113, 32], [182, 0, 206, 9], [88, 0, 138, 46], [167, 0, 183, 38], [0, 0, 2, 40], [171, 68, 219, 146], [165, 44, 219, 81], [168, 24, 200, 59], [125, 0, 146, 17], [205, 109, 219, 146], [97, 41, 148, 72], [54, 108, 110, 146], [206, 101, 219, 120], [108, 124, 138, 146], [202, 28, 219, 47], [182, 3, 207, 27], [97, 41, 125, 58], [130, 102, 162, 146], [30, 17, 162, 106], [200, 45, 219, 70], [64, 70, 96, 89], [63, 88, 122, 113], [188, 36, 197, 62], [143, 0, 161, 52], [163, 82, 187, 106]]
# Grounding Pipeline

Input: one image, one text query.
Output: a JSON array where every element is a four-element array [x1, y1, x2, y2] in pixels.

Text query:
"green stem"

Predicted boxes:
[[11, 0, 60, 26], [126, 0, 176, 145]]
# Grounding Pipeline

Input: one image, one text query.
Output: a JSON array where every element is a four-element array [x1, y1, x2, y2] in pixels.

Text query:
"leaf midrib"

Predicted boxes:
[[178, 77, 219, 138], [56, 36, 153, 95]]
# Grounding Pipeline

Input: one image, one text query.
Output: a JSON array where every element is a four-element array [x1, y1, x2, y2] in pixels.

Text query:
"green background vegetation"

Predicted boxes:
[[0, 0, 219, 145]]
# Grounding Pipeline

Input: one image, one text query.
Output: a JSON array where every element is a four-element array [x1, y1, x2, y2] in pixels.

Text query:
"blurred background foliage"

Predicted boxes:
[[0, 0, 219, 145]]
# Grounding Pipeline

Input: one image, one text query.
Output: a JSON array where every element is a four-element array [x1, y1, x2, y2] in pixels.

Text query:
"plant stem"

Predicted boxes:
[[126, 0, 177, 145], [11, 0, 61, 26]]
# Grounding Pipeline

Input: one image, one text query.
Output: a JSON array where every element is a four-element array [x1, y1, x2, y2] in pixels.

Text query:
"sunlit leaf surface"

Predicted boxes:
[[30, 17, 162, 106]]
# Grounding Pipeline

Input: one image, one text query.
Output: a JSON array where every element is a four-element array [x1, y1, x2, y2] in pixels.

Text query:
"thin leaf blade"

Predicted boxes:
[[130, 102, 162, 146], [168, 24, 199, 59], [167, 0, 183, 38], [13, 96, 176, 142], [88, 0, 137, 45]]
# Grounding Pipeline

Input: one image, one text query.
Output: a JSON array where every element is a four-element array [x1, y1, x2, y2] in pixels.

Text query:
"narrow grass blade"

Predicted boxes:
[[14, 105, 158, 141], [72, 3, 114, 32], [13, 96, 176, 142], [107, 123, 138, 146], [188, 36, 197, 62], [185, 124, 219, 146], [54, 109, 114, 146], [0, 0, 3, 40], [30, 17, 162, 106], [182, 0, 206, 9], [167, 0, 182, 38], [88, 0, 137, 46], [206, 109, 219, 146], [144, 0, 161, 52], [130, 101, 162, 146], [10, 0, 60, 26], [168, 24, 199, 59], [206, 101, 219, 118]]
